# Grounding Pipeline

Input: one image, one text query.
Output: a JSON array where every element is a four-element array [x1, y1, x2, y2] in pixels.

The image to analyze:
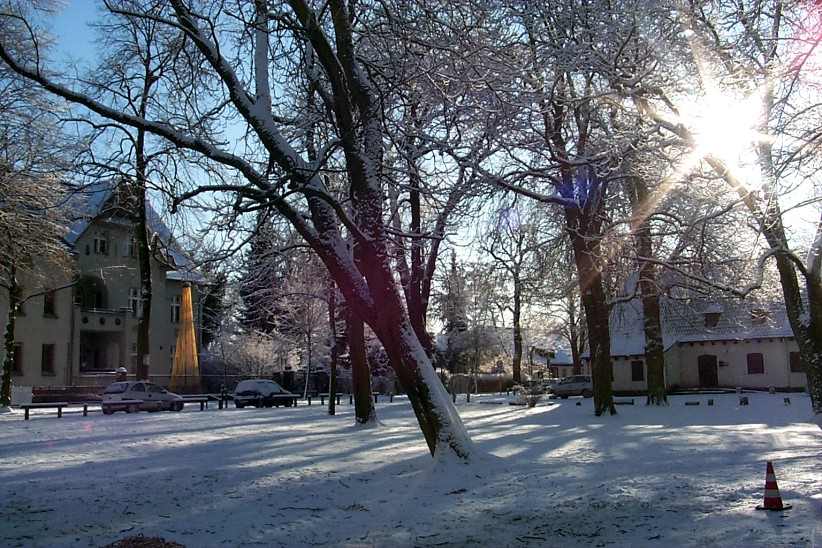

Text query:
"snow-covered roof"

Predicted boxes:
[[583, 276, 796, 359], [548, 347, 573, 366], [62, 182, 204, 283]]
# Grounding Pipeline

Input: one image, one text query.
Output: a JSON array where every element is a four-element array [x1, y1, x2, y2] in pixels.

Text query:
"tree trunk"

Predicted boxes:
[[373, 312, 473, 460], [628, 177, 667, 405], [303, 325, 312, 399], [134, 127, 152, 381], [568, 296, 583, 375], [565, 209, 615, 416], [1, 266, 18, 407], [328, 278, 337, 416], [640, 284, 666, 406], [512, 276, 523, 383], [346, 307, 376, 424]]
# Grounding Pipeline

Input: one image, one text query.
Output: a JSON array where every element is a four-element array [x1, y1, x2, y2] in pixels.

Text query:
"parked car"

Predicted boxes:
[[542, 378, 561, 392], [234, 379, 293, 408], [551, 375, 593, 398], [102, 381, 184, 414]]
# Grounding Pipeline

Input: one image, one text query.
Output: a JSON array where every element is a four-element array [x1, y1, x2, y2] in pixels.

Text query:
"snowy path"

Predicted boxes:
[[1, 393, 820, 547]]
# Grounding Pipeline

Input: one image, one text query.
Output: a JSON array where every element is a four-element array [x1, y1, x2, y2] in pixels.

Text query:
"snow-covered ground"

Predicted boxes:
[[1, 393, 820, 547]]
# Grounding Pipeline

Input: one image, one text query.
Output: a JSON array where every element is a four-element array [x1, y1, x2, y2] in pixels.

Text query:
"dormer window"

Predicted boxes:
[[704, 312, 721, 328], [93, 234, 108, 255], [750, 308, 769, 326]]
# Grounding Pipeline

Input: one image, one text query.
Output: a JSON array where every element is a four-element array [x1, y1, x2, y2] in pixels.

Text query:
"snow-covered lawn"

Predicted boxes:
[[1, 393, 820, 547]]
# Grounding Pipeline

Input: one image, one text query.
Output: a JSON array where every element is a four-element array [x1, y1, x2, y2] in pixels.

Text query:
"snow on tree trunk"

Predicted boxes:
[[378, 317, 474, 461]]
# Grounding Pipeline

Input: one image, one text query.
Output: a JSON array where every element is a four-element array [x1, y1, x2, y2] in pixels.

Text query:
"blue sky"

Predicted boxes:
[[48, 0, 99, 65]]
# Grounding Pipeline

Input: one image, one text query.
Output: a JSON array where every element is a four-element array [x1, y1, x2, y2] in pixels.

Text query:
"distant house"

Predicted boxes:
[[546, 348, 590, 379], [582, 289, 807, 392], [0, 183, 204, 389]]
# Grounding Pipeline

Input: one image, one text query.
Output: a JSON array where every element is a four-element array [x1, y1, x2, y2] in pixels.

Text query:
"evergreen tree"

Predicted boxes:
[[200, 267, 227, 349], [238, 211, 288, 334]]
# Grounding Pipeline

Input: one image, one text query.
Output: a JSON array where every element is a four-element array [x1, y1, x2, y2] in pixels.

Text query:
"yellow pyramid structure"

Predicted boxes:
[[170, 284, 201, 392]]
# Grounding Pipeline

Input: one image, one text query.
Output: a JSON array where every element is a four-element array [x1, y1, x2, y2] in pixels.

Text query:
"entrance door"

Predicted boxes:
[[698, 355, 718, 387]]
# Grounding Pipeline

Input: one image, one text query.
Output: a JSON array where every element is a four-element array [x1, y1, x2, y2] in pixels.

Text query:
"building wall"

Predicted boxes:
[[1, 217, 200, 389], [0, 280, 74, 387], [610, 356, 648, 392], [549, 362, 591, 378], [574, 354, 680, 393], [671, 338, 806, 389]]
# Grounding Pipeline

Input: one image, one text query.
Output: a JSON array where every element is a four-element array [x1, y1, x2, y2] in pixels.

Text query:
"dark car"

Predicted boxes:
[[234, 379, 293, 408]]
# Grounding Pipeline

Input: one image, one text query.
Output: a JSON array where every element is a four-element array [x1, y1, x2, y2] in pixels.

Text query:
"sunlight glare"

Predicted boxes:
[[678, 88, 770, 166]]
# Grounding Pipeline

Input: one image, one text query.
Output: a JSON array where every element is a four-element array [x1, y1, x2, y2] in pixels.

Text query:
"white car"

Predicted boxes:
[[551, 375, 594, 398], [102, 381, 184, 414], [234, 379, 294, 408]]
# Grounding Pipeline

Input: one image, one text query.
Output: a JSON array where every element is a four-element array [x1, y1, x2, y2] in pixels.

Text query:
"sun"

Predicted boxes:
[[677, 88, 769, 164]]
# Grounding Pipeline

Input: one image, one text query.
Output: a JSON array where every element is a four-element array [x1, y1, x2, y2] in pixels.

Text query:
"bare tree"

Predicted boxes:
[[480, 201, 555, 383], [0, 2, 474, 456], [0, 1, 75, 407]]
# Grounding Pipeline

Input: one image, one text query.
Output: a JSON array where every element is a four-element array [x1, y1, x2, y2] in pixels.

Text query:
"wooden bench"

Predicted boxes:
[[181, 396, 211, 411], [74, 401, 102, 416], [20, 402, 69, 420], [319, 393, 351, 406]]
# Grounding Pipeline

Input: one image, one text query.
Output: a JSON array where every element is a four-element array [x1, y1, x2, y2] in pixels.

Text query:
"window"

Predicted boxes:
[[128, 288, 143, 318], [704, 312, 721, 328], [12, 343, 22, 375], [132, 383, 145, 392], [746, 353, 765, 375], [631, 360, 644, 382], [93, 235, 108, 255], [104, 382, 129, 394], [171, 295, 181, 323], [790, 352, 804, 373], [148, 384, 164, 393], [127, 237, 136, 257], [43, 290, 56, 317], [41, 344, 55, 376]]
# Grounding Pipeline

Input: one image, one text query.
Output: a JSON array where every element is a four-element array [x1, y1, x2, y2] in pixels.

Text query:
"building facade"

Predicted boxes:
[[1, 186, 202, 390], [583, 292, 807, 393]]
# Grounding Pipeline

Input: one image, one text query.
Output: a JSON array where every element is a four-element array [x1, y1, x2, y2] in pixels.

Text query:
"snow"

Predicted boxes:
[[1, 393, 820, 547]]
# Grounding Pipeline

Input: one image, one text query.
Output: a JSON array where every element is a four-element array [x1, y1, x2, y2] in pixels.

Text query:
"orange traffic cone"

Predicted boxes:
[[756, 461, 792, 511]]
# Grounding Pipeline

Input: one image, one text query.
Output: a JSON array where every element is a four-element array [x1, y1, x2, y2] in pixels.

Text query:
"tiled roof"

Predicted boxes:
[[583, 272, 795, 358]]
